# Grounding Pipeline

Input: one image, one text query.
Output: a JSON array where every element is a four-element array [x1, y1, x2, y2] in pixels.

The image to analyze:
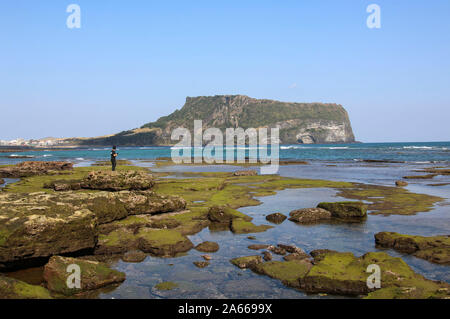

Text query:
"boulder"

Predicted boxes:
[[232, 170, 257, 176], [374, 232, 450, 265], [262, 251, 272, 261], [0, 161, 73, 178], [80, 171, 155, 191], [230, 255, 262, 269], [231, 219, 273, 234], [316, 201, 367, 219], [0, 178, 4, 185], [265, 212, 287, 224], [0, 275, 52, 299], [207, 206, 251, 223], [395, 180, 408, 187], [43, 256, 125, 295], [253, 260, 312, 288], [193, 261, 210, 268], [122, 250, 147, 263], [46, 171, 155, 192], [248, 244, 270, 250], [289, 208, 332, 224], [0, 190, 186, 268], [195, 241, 219, 253], [137, 228, 194, 257]]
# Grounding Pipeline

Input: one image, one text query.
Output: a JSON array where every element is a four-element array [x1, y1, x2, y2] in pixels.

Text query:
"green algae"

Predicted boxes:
[[230, 218, 273, 234], [253, 260, 311, 287], [155, 281, 178, 290], [3, 165, 147, 194], [0, 275, 53, 299], [336, 183, 443, 215]]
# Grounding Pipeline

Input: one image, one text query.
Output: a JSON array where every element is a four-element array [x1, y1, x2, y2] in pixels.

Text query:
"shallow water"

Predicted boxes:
[[97, 161, 449, 299]]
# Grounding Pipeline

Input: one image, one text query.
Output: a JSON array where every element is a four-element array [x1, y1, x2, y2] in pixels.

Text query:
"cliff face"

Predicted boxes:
[[75, 95, 355, 146]]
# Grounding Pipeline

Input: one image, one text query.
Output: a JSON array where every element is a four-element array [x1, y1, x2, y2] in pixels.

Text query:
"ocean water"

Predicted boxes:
[[1, 142, 449, 166]]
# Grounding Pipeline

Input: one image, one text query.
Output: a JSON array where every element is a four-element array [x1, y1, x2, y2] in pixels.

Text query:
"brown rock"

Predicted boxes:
[[232, 170, 257, 176], [248, 244, 270, 250], [195, 241, 219, 253], [265, 212, 287, 224], [262, 251, 272, 261], [193, 261, 210, 268], [288, 208, 332, 224], [395, 181, 408, 187], [0, 161, 73, 178]]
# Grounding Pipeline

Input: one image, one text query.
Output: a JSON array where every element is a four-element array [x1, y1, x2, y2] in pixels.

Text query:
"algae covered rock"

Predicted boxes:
[[0, 275, 52, 299], [80, 170, 155, 191], [122, 250, 147, 263], [232, 170, 257, 176], [193, 261, 210, 268], [230, 255, 263, 269], [316, 201, 367, 219], [395, 180, 408, 187], [253, 260, 312, 288], [195, 241, 219, 253], [375, 232, 450, 265], [207, 206, 251, 223], [43, 256, 125, 296], [0, 190, 186, 268], [0, 161, 73, 178], [288, 208, 332, 224], [155, 281, 178, 290], [137, 228, 194, 256], [302, 251, 450, 298], [265, 212, 287, 224], [231, 219, 273, 234]]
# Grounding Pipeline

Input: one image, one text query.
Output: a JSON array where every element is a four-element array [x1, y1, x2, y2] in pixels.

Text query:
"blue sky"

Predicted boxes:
[[1, 0, 449, 142]]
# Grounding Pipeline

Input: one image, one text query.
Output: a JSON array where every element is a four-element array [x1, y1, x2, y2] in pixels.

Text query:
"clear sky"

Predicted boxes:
[[1, 0, 449, 142]]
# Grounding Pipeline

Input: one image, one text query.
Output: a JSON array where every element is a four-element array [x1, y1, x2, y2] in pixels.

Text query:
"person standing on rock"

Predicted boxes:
[[111, 146, 118, 171]]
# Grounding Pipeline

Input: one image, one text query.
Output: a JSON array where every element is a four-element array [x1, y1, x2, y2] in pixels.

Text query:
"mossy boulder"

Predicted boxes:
[[375, 232, 450, 265], [395, 181, 408, 187], [155, 281, 178, 290], [195, 241, 219, 253], [231, 219, 273, 234], [253, 260, 312, 288], [207, 206, 252, 224], [122, 250, 147, 263], [230, 255, 263, 269], [0, 275, 52, 299], [137, 228, 194, 256], [80, 171, 155, 191], [233, 170, 257, 176], [0, 161, 73, 178], [43, 256, 125, 296], [288, 208, 332, 224], [316, 201, 367, 219], [265, 212, 287, 224], [0, 190, 186, 268], [302, 251, 450, 297]]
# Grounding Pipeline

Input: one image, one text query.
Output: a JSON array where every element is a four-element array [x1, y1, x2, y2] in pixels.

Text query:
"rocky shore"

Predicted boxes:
[[0, 160, 448, 299]]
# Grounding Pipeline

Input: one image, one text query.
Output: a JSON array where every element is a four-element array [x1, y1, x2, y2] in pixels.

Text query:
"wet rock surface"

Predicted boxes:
[[195, 241, 219, 253], [233, 170, 257, 176], [265, 212, 287, 224], [0, 190, 186, 269], [0, 161, 73, 178], [316, 201, 367, 219], [46, 170, 155, 191], [0, 275, 52, 299], [231, 248, 450, 298], [43, 256, 125, 295], [288, 208, 332, 224], [375, 232, 450, 265]]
